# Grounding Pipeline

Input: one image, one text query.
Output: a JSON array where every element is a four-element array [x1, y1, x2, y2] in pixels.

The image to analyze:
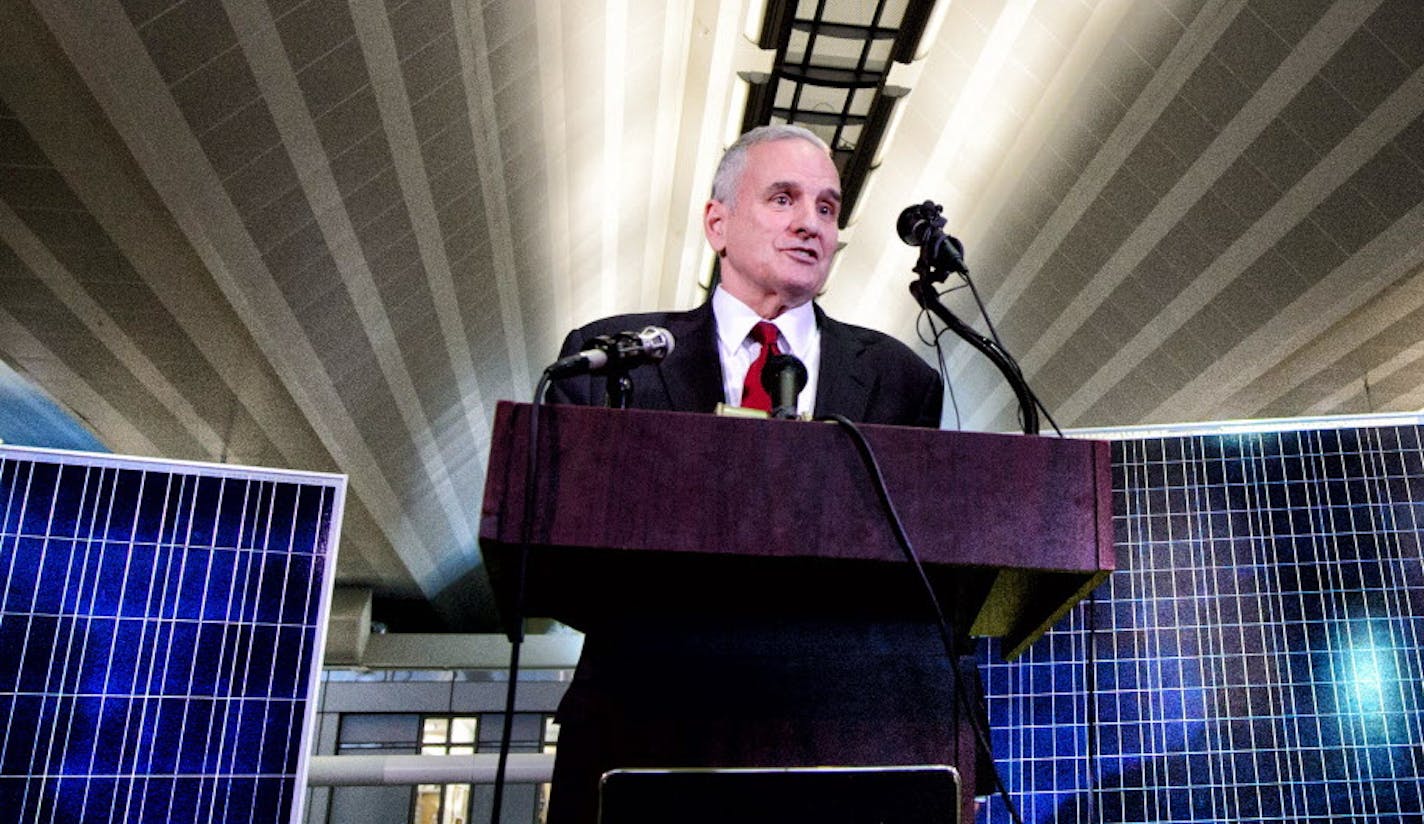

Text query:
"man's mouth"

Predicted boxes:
[[783, 246, 819, 263]]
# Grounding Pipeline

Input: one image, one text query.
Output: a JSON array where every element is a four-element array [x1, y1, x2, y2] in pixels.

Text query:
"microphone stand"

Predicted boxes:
[[909, 252, 1040, 436], [604, 371, 634, 409]]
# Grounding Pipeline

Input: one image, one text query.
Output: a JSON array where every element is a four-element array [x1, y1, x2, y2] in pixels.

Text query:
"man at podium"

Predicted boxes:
[[548, 124, 942, 426], [545, 125, 978, 824]]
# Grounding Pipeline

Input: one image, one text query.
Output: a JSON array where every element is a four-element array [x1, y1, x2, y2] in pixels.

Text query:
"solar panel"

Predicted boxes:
[[981, 415, 1424, 823], [0, 445, 345, 824]]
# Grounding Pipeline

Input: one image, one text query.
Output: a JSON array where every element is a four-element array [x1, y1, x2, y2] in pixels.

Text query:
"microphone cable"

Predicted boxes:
[[489, 370, 552, 824], [917, 307, 962, 431], [955, 273, 1064, 438], [918, 277, 1065, 439], [822, 413, 1025, 824]]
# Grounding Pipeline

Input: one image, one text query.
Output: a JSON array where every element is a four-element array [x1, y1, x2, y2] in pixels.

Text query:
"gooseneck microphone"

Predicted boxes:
[[897, 201, 968, 276], [546, 326, 675, 378], [761, 353, 808, 420]]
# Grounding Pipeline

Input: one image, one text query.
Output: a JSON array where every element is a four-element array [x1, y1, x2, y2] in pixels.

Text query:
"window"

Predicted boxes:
[[413, 716, 478, 824]]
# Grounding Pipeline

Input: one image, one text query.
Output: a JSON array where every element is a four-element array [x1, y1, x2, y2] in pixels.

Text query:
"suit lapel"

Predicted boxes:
[[812, 307, 870, 420], [656, 303, 725, 413]]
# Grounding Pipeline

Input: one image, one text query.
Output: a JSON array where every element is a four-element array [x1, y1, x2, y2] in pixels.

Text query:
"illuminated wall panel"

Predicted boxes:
[[983, 416, 1424, 824], [0, 446, 344, 824]]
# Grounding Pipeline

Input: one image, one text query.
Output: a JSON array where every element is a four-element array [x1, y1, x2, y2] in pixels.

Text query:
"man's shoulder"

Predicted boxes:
[[568, 304, 710, 338], [819, 312, 936, 376]]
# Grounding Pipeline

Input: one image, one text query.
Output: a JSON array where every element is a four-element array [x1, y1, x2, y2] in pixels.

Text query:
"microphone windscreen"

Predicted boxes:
[[762, 354, 808, 395], [897, 202, 939, 246], [637, 326, 675, 360]]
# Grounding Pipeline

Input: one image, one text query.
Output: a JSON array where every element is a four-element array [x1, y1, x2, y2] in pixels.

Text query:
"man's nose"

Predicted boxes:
[[791, 203, 820, 236]]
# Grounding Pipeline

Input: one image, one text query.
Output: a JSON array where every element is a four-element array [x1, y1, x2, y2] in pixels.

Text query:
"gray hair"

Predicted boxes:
[[710, 124, 831, 206]]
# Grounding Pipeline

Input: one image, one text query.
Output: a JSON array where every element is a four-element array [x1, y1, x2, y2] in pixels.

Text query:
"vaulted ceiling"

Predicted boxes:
[[2, 0, 1422, 630]]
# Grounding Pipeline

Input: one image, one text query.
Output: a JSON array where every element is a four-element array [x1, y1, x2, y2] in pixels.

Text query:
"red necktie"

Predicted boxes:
[[741, 321, 781, 412]]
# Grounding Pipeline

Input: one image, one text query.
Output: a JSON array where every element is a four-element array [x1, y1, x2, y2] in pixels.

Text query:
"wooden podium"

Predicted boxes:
[[478, 401, 1114, 822], [479, 401, 1112, 655]]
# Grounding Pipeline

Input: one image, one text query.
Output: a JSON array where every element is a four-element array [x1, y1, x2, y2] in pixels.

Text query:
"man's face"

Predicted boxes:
[[705, 138, 842, 316]]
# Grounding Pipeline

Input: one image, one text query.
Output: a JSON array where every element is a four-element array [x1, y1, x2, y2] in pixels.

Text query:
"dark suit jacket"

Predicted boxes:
[[543, 302, 977, 824], [547, 302, 943, 427]]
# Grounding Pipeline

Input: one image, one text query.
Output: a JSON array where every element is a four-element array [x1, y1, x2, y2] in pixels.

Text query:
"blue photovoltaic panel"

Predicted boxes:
[[0, 445, 345, 824], [982, 415, 1424, 824]]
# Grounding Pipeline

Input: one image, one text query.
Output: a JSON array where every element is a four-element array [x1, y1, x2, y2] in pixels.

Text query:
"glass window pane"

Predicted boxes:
[[846, 89, 872, 118], [413, 785, 442, 824], [837, 123, 862, 150], [820, 0, 872, 26], [450, 717, 477, 744], [442, 785, 471, 824], [866, 39, 892, 71], [775, 81, 797, 109], [422, 717, 449, 744], [801, 85, 848, 116], [339, 713, 420, 746], [786, 29, 808, 63]]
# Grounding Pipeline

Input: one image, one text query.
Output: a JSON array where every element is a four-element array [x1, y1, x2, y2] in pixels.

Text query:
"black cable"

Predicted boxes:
[[917, 308, 962, 431], [822, 414, 1025, 824], [956, 272, 1064, 438], [489, 371, 551, 824]]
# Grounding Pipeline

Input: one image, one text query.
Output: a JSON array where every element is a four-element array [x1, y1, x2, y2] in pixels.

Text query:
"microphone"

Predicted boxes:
[[761, 353, 808, 420], [897, 200, 968, 275], [546, 326, 675, 378]]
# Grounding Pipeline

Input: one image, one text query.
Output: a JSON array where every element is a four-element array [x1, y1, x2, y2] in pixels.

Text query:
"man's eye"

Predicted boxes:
[[772, 194, 791, 205]]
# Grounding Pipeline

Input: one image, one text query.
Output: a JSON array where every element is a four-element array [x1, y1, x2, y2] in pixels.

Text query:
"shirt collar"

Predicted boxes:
[[712, 286, 817, 356]]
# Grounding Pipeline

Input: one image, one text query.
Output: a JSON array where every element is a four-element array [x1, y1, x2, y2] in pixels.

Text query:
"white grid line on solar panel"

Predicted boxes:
[[212, 477, 268, 824], [1110, 446, 1424, 464], [1109, 474, 1424, 490], [1054, 713, 1422, 729], [0, 603, 324, 627], [0, 453, 63, 790], [983, 675, 1424, 697], [27, 463, 100, 824], [1111, 539, 1424, 554], [10, 772, 301, 779], [0, 534, 333, 552], [1112, 452, 1424, 463], [0, 692, 307, 704], [249, 484, 322, 824], [997, 746, 1423, 765], [1019, 777, 1420, 819]]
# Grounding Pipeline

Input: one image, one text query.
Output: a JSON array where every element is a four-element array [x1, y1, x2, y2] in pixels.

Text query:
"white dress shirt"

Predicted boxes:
[[711, 286, 821, 415]]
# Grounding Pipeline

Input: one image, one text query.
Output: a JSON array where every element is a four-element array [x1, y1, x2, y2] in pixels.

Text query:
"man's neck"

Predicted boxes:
[[717, 282, 809, 320]]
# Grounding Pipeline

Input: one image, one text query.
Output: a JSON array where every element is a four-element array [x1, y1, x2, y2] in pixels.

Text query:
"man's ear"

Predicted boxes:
[[704, 199, 727, 254]]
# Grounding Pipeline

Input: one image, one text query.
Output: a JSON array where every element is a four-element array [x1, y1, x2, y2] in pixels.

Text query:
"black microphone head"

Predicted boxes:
[[762, 354, 808, 394], [897, 201, 945, 246], [762, 354, 808, 419]]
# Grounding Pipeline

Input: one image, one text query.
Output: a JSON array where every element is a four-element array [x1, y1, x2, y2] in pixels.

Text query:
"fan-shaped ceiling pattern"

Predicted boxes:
[[1, 0, 1421, 630]]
